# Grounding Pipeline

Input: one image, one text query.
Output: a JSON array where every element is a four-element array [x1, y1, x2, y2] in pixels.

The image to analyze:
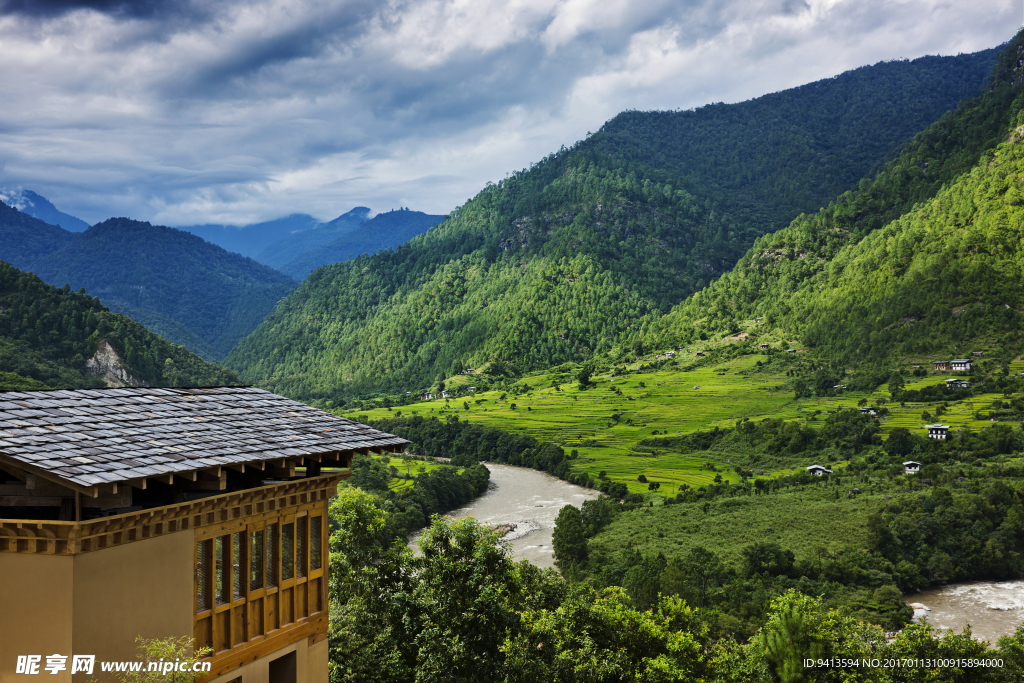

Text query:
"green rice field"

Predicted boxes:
[[347, 352, 1021, 497]]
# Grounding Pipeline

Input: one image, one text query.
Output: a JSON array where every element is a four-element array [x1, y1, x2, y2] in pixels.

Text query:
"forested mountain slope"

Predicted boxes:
[[278, 208, 445, 279], [0, 262, 238, 390], [15, 218, 297, 360], [228, 47, 1002, 400], [647, 32, 1024, 373], [0, 202, 76, 268], [594, 48, 998, 237]]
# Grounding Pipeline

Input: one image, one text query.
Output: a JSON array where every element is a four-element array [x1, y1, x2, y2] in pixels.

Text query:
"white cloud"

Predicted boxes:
[[0, 0, 1015, 226]]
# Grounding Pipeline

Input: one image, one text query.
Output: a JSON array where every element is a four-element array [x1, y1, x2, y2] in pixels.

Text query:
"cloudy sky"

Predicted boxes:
[[0, 0, 1016, 226]]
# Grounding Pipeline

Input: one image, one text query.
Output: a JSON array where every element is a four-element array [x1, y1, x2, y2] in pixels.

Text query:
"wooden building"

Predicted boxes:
[[933, 360, 951, 371], [758, 344, 769, 350], [924, 424, 950, 440], [945, 379, 969, 389], [0, 387, 406, 683]]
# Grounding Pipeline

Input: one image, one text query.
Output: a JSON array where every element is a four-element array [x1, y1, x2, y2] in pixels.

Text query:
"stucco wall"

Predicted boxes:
[[0, 553, 74, 683], [72, 531, 194, 681]]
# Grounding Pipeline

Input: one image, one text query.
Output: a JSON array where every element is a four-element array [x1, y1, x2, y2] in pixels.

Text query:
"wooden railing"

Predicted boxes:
[[0, 473, 346, 555]]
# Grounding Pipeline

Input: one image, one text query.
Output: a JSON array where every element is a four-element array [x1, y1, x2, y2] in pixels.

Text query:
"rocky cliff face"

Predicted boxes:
[[85, 339, 145, 387]]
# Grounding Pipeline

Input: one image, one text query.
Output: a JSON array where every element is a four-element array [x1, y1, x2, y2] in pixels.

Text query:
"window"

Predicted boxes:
[[250, 529, 264, 591], [310, 516, 322, 571], [232, 531, 245, 600], [296, 517, 307, 578], [282, 522, 294, 581], [266, 523, 278, 588], [196, 540, 211, 612], [215, 536, 229, 605]]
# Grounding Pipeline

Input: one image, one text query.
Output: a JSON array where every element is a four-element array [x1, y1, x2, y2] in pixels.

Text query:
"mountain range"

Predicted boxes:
[[0, 208, 297, 360], [225, 45, 1003, 400]]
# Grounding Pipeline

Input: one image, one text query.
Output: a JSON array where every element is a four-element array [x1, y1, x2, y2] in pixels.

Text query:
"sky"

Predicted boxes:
[[0, 0, 1017, 227]]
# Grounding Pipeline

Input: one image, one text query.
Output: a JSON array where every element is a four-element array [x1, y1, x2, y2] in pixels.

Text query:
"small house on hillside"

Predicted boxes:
[[951, 359, 972, 371], [945, 379, 969, 389], [972, 351, 983, 357], [786, 349, 796, 353], [806, 465, 832, 476], [665, 350, 676, 357], [858, 406, 879, 416], [925, 424, 950, 440], [933, 360, 951, 371], [441, 390, 451, 398], [759, 343, 770, 350], [421, 392, 433, 400], [904, 461, 922, 474], [695, 351, 706, 357]]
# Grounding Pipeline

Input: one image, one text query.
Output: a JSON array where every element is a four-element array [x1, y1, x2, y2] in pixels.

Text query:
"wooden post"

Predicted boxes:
[[75, 492, 81, 523]]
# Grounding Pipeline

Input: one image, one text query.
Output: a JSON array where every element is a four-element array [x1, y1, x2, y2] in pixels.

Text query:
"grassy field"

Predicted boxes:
[[346, 350, 1020, 498], [588, 485, 887, 566], [377, 455, 454, 492]]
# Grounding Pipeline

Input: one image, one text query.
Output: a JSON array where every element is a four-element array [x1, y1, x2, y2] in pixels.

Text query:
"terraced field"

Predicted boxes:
[[347, 352, 1019, 497]]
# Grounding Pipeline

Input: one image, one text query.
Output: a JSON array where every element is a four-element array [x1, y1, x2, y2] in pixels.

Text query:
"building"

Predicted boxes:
[[665, 351, 675, 357], [786, 349, 796, 353], [972, 351, 983, 357], [858, 406, 879, 416], [951, 359, 972, 372], [0, 387, 406, 683], [903, 461, 922, 474], [945, 379, 969, 389], [806, 465, 832, 476], [441, 391, 451, 398], [925, 424, 950, 440], [758, 344, 769, 350], [695, 352, 706, 357], [933, 360, 951, 371], [420, 392, 433, 401]]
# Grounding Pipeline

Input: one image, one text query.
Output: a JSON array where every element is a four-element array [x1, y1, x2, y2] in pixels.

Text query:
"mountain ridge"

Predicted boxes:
[[226, 46, 1002, 400]]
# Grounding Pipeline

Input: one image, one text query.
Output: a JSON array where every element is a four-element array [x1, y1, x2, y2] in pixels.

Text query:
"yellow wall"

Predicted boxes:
[[72, 531, 194, 681], [0, 554, 74, 683]]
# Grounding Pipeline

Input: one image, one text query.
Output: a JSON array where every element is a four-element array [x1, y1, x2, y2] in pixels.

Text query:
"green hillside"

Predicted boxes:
[[229, 48, 999, 400], [23, 218, 297, 359], [647, 33, 1024, 371], [0, 261, 238, 390]]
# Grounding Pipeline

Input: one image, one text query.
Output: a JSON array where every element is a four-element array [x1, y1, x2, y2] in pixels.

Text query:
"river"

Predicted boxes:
[[909, 580, 1024, 645], [439, 463, 601, 568]]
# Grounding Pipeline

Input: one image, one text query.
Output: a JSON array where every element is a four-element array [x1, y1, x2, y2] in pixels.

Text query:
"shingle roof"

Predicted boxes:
[[0, 386, 406, 489]]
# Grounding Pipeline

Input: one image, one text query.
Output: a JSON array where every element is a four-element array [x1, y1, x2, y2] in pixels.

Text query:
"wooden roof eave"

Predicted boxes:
[[0, 453, 101, 498]]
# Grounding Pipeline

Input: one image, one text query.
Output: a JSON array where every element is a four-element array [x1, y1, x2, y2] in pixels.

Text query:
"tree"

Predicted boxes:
[[552, 505, 588, 571], [116, 636, 212, 683], [885, 427, 915, 456], [680, 546, 725, 608]]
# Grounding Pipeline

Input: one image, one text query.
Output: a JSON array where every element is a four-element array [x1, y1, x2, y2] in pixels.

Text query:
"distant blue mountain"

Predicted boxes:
[[278, 208, 445, 279], [254, 207, 370, 270], [177, 213, 322, 260], [0, 189, 90, 231]]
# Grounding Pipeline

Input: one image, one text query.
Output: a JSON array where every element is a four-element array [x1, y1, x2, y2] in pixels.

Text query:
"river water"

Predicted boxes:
[[436, 463, 601, 568], [909, 580, 1024, 645]]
